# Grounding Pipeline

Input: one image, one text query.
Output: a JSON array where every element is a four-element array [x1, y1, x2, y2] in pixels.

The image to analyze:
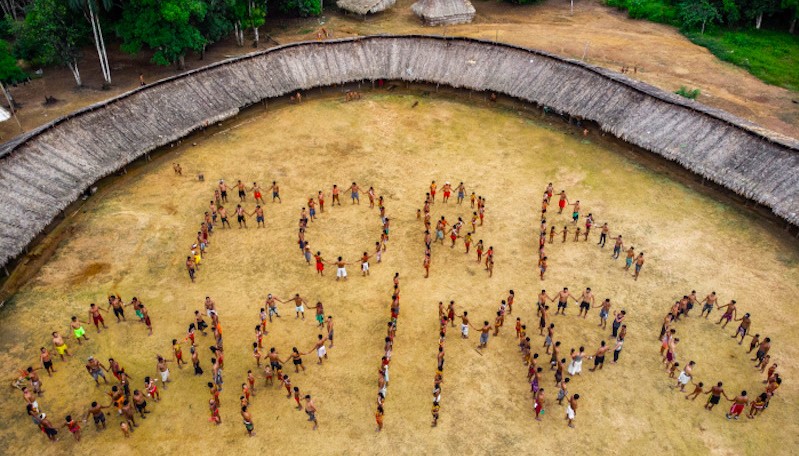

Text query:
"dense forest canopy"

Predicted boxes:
[[0, 0, 794, 87]]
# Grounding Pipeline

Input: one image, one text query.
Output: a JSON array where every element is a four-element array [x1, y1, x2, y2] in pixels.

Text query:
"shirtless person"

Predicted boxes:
[[716, 300, 737, 328], [265, 294, 281, 321], [633, 253, 645, 281], [270, 181, 281, 203], [238, 405, 255, 436], [85, 401, 110, 430], [70, 316, 90, 345], [557, 191, 568, 214], [752, 337, 771, 365], [304, 395, 318, 430], [732, 313, 752, 344], [565, 394, 579, 428], [555, 288, 575, 316], [700, 291, 718, 319], [611, 235, 624, 259], [456, 182, 466, 204], [595, 298, 612, 330], [588, 341, 610, 372], [107, 295, 126, 322], [442, 182, 452, 203], [577, 288, 595, 319], [51, 332, 71, 360], [726, 391, 749, 420], [218, 206, 231, 228], [310, 334, 328, 364], [235, 180, 247, 202], [234, 204, 248, 228], [251, 205, 265, 228], [40, 347, 56, 375], [252, 182, 265, 205], [327, 315, 333, 348], [475, 321, 492, 349], [457, 311, 470, 339], [218, 180, 229, 203], [156, 356, 172, 389], [538, 256, 548, 280], [334, 257, 349, 281], [186, 256, 197, 282], [88, 303, 107, 332], [704, 382, 729, 411], [348, 182, 361, 205], [288, 294, 308, 320], [85, 357, 109, 386]]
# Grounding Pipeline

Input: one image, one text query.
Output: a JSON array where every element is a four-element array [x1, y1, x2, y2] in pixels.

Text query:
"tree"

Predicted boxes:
[[0, 39, 24, 131], [783, 0, 798, 33], [116, 0, 207, 70], [15, 0, 87, 87], [745, 0, 778, 29], [0, 0, 33, 21], [232, 0, 266, 47], [276, 0, 320, 17], [678, 0, 720, 33], [198, 0, 235, 57], [68, 0, 113, 87], [720, 0, 741, 25]]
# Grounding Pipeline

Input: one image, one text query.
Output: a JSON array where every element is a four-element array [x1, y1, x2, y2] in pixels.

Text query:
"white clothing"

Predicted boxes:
[[160, 369, 170, 382], [678, 372, 691, 385], [362, 262, 369, 272], [317, 345, 327, 358], [461, 324, 469, 336], [567, 359, 583, 376], [566, 405, 575, 420], [337, 267, 347, 278]]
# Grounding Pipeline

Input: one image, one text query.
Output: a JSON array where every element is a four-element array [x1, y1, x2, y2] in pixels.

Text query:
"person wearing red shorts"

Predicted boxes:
[[557, 191, 568, 214], [88, 303, 107, 332], [314, 252, 326, 276], [726, 391, 748, 420], [442, 182, 452, 203], [534, 389, 545, 421]]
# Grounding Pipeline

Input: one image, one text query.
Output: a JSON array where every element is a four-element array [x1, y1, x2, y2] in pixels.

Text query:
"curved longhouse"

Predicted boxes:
[[0, 35, 797, 268]]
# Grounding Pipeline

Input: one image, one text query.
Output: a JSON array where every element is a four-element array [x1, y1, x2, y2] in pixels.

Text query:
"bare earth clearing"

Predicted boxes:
[[1, 0, 796, 142], [0, 94, 796, 455]]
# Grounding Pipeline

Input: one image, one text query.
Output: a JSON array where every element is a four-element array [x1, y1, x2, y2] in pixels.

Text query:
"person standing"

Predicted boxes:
[[304, 395, 319, 430], [565, 394, 579, 428], [241, 406, 255, 436]]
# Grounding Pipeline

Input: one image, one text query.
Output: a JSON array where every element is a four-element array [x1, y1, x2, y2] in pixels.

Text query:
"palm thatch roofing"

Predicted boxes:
[[336, 0, 395, 14], [411, 0, 475, 25], [0, 35, 797, 269]]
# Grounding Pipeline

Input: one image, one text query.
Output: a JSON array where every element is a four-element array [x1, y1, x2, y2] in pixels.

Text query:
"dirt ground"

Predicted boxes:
[[1, 0, 797, 142], [0, 93, 796, 455]]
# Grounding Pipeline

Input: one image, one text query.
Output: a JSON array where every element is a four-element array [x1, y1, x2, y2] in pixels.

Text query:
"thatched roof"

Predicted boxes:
[[336, 0, 395, 14], [0, 35, 797, 269], [411, 0, 475, 25]]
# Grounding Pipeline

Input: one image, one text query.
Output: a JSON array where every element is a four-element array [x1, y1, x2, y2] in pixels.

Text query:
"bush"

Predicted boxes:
[[605, 0, 679, 25], [275, 0, 321, 16], [675, 86, 700, 99]]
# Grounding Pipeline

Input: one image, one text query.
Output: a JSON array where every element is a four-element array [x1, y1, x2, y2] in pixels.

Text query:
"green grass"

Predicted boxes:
[[605, 0, 679, 26], [605, 1, 799, 91], [685, 29, 799, 92]]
